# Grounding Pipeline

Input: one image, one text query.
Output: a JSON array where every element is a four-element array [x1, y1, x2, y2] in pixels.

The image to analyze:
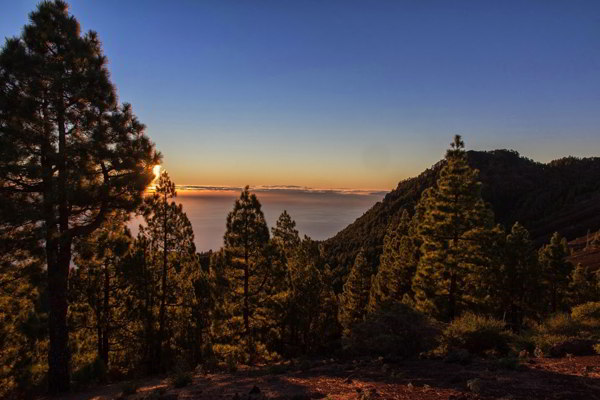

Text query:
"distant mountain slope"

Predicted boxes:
[[322, 150, 600, 280], [568, 230, 600, 272]]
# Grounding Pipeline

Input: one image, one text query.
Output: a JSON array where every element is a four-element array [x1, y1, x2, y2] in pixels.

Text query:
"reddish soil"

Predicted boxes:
[[54, 356, 600, 400]]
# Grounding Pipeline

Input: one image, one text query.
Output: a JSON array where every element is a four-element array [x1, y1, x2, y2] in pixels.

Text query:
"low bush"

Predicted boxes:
[[345, 303, 439, 358], [441, 313, 512, 356], [538, 313, 580, 336], [528, 306, 600, 356], [571, 302, 600, 338], [531, 333, 569, 356]]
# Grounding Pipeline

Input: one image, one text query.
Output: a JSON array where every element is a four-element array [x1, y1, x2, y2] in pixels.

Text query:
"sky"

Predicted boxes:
[[1, 0, 599, 190]]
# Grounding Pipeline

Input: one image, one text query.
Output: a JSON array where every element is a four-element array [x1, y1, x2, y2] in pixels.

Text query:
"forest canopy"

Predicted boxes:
[[1, 2, 599, 398]]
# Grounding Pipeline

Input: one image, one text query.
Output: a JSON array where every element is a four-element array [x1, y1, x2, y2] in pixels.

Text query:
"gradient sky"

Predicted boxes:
[[2, 1, 599, 189]]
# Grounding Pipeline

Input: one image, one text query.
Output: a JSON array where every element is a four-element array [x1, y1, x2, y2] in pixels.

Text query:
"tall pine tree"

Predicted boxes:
[[368, 210, 418, 313], [223, 186, 278, 358], [412, 135, 494, 320], [339, 249, 372, 338], [71, 215, 132, 368], [0, 1, 159, 391], [492, 222, 541, 330], [137, 170, 197, 371], [538, 232, 573, 314]]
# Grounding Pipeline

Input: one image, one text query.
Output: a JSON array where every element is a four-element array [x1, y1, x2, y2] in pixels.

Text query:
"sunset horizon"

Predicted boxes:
[[2, 1, 599, 397]]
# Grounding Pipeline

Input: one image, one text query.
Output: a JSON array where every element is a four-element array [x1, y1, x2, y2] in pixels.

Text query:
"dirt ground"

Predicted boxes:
[[55, 355, 600, 400]]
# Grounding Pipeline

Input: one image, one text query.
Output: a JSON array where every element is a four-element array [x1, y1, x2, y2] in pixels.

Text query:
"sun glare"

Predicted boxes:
[[153, 165, 161, 179]]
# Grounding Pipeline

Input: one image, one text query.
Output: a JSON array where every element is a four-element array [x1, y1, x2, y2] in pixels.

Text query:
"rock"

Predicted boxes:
[[549, 339, 596, 357]]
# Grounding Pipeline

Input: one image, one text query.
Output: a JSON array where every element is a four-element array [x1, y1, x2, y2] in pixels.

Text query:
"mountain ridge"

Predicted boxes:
[[322, 149, 600, 279]]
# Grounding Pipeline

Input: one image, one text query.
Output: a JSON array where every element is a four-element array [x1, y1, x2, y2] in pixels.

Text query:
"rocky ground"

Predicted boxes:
[[54, 355, 600, 400]]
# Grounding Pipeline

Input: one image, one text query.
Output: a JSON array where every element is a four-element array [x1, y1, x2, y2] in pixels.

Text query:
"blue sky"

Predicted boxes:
[[2, 1, 599, 189]]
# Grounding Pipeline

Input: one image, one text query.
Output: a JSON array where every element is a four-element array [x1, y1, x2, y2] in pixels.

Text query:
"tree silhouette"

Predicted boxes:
[[223, 186, 272, 356], [538, 232, 573, 313], [0, 1, 158, 391], [339, 249, 372, 338], [412, 135, 494, 320]]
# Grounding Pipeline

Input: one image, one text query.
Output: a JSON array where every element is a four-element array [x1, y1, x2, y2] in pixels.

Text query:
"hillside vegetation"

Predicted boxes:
[[323, 150, 600, 276]]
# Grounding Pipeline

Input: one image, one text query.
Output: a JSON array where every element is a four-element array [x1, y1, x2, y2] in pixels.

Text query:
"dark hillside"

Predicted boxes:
[[323, 150, 600, 283], [568, 229, 600, 272]]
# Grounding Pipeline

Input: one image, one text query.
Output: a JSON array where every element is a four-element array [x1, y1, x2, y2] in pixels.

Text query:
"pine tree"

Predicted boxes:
[[493, 222, 541, 330], [368, 210, 417, 313], [568, 263, 598, 306], [271, 210, 301, 300], [71, 215, 132, 368], [339, 249, 372, 338], [279, 236, 339, 355], [138, 170, 197, 371], [0, 1, 159, 391], [538, 232, 573, 314], [412, 135, 494, 320], [0, 225, 47, 396], [223, 186, 277, 357], [271, 210, 301, 259]]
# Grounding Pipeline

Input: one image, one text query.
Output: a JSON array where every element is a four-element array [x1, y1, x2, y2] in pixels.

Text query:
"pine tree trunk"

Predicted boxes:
[[101, 265, 110, 367], [448, 272, 457, 320], [47, 240, 71, 393], [243, 252, 250, 337], [48, 105, 72, 393], [158, 193, 168, 370]]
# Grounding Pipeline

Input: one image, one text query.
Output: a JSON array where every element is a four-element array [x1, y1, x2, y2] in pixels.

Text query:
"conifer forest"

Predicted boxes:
[[1, 2, 599, 399]]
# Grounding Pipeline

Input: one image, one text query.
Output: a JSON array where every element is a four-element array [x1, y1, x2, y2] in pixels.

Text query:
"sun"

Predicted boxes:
[[152, 165, 161, 180]]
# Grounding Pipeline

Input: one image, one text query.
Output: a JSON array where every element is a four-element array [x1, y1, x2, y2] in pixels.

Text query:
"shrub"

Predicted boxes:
[[572, 301, 600, 320], [345, 303, 439, 358], [538, 313, 580, 336], [530, 332, 575, 356], [571, 302, 600, 338], [441, 313, 511, 356]]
